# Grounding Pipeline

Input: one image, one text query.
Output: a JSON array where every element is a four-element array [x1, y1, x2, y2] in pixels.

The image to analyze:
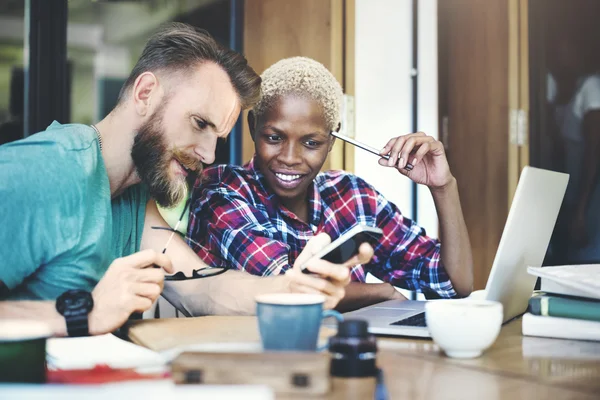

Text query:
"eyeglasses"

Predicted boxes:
[[151, 225, 230, 280], [163, 266, 229, 281], [151, 177, 230, 281]]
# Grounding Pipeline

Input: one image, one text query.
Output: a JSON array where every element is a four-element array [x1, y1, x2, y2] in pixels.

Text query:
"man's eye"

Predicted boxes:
[[267, 135, 281, 142], [195, 119, 208, 130], [305, 140, 319, 147]]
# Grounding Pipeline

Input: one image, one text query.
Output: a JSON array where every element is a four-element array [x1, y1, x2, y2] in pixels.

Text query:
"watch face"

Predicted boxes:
[[56, 290, 94, 317]]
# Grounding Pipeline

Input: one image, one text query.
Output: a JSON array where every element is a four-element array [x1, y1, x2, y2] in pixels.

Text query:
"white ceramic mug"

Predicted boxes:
[[425, 299, 503, 359]]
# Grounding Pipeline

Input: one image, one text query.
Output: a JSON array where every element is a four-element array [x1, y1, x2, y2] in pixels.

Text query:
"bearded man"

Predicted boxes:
[[0, 23, 372, 337]]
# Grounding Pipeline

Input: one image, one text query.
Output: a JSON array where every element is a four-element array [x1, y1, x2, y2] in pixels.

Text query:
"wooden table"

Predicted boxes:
[[128, 316, 600, 399]]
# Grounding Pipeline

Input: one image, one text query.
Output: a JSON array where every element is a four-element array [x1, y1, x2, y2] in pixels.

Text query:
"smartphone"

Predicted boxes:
[[330, 131, 390, 160], [301, 224, 383, 273]]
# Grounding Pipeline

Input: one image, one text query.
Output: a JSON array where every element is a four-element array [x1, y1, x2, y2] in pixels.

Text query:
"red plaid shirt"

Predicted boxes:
[[188, 157, 457, 298]]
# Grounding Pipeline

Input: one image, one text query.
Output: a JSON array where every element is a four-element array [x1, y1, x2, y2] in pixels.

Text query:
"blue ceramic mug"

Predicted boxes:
[[256, 293, 343, 351]]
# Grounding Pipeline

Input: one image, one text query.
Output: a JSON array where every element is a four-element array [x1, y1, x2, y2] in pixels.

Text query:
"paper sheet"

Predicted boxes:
[[522, 336, 600, 360], [46, 333, 167, 370], [0, 382, 274, 400], [527, 265, 600, 299], [159, 341, 263, 362]]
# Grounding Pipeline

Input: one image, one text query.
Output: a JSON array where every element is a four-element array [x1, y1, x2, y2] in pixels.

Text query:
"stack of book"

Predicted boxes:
[[523, 265, 600, 341]]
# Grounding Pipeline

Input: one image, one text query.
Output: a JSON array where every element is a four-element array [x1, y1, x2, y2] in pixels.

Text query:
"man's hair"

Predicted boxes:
[[252, 57, 343, 131], [118, 22, 261, 109]]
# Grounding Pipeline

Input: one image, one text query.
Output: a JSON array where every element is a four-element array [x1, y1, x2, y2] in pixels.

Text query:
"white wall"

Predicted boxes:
[[354, 0, 439, 235], [354, 0, 414, 219], [416, 0, 439, 238], [354, 0, 439, 294]]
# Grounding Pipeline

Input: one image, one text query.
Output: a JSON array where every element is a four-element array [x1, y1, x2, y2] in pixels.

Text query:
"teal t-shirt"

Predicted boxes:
[[0, 121, 148, 300]]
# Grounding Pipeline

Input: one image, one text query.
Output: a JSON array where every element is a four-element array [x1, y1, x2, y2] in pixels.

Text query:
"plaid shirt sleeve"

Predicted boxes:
[[368, 189, 457, 299], [187, 169, 292, 276]]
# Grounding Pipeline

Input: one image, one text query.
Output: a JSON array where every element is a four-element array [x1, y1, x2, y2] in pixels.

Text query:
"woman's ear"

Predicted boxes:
[[328, 122, 341, 152], [247, 111, 257, 143]]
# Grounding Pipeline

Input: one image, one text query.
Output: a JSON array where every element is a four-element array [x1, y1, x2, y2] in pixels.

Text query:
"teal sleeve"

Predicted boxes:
[[0, 140, 79, 290]]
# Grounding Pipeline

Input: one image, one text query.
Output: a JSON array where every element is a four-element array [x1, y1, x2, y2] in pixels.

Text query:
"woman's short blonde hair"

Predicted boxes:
[[252, 57, 343, 131]]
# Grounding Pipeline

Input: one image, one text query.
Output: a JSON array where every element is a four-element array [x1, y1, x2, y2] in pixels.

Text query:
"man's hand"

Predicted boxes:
[[379, 132, 453, 189], [285, 233, 374, 310], [88, 249, 173, 335]]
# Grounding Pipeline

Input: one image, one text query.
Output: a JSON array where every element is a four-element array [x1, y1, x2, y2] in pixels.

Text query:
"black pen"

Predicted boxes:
[[330, 131, 414, 171]]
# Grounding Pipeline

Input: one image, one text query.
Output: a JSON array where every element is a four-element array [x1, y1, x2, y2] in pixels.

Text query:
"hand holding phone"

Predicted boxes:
[[300, 225, 383, 273]]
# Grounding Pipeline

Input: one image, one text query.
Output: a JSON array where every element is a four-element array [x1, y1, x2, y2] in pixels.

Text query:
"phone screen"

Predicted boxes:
[[302, 228, 382, 273], [321, 232, 374, 264]]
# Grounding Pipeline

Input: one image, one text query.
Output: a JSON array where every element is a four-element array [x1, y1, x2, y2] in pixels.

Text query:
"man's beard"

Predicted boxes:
[[131, 107, 202, 208]]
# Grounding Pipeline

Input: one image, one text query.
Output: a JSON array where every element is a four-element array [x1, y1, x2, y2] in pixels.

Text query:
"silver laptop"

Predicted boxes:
[[342, 166, 569, 338]]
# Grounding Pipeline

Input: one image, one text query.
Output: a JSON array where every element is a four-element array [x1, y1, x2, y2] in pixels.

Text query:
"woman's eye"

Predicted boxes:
[[195, 119, 208, 130]]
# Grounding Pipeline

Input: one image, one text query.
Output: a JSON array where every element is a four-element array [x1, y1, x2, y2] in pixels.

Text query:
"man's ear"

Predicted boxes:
[[132, 72, 160, 116], [247, 111, 257, 143]]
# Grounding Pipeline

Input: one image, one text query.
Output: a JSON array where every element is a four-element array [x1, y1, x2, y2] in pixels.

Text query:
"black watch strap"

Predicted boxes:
[[65, 313, 90, 337]]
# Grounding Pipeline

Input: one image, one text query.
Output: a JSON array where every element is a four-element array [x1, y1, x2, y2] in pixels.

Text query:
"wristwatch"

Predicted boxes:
[[55, 290, 94, 337]]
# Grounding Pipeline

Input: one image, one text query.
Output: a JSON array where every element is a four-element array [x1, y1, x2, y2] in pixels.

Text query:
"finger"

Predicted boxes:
[[380, 137, 399, 156], [398, 137, 422, 170], [324, 292, 345, 310], [303, 258, 351, 284], [294, 232, 332, 269], [290, 271, 343, 296], [342, 242, 374, 269], [290, 284, 345, 309], [133, 282, 162, 300], [427, 138, 444, 153], [409, 141, 431, 168], [136, 268, 166, 286], [121, 249, 174, 273], [388, 136, 407, 167], [396, 133, 430, 169], [324, 299, 339, 310], [382, 133, 425, 159], [290, 284, 326, 296], [152, 253, 174, 273], [131, 296, 153, 313]]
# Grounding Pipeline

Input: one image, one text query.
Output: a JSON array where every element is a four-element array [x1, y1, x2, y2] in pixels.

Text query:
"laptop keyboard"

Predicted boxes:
[[390, 312, 427, 327]]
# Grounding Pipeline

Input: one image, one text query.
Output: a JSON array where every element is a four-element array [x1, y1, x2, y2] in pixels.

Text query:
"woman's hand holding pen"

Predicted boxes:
[[378, 132, 455, 190]]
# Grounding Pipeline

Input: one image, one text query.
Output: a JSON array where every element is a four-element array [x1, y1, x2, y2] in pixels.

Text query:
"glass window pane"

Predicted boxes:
[[0, 1, 25, 145], [67, 0, 230, 124]]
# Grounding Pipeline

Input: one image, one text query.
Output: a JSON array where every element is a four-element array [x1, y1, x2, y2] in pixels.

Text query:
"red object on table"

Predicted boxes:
[[47, 364, 170, 384]]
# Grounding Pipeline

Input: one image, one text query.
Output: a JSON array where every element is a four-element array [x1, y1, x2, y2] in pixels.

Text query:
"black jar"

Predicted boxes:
[[328, 319, 378, 378]]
